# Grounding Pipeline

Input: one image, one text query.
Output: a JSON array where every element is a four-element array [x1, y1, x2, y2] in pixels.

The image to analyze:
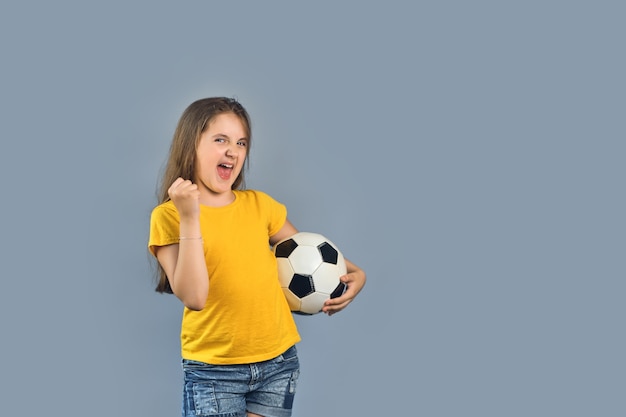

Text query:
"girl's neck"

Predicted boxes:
[[200, 190, 236, 207]]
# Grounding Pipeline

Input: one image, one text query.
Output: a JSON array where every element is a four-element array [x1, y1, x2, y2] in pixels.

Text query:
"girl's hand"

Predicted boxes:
[[322, 260, 366, 316], [168, 177, 200, 218]]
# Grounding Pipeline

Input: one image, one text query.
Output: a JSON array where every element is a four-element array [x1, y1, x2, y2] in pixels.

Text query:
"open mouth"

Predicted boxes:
[[217, 163, 234, 180]]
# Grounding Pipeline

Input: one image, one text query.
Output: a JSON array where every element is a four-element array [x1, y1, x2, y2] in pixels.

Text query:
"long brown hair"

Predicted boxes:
[[154, 97, 252, 293]]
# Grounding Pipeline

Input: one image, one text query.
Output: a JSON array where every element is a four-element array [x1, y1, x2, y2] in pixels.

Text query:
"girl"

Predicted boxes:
[[148, 97, 366, 417]]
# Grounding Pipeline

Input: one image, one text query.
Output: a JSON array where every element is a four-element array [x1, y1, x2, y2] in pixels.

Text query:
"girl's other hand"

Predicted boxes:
[[322, 261, 366, 316], [168, 177, 200, 218]]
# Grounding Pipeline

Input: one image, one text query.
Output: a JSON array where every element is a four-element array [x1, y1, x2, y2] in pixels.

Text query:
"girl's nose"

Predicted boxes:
[[226, 144, 238, 157]]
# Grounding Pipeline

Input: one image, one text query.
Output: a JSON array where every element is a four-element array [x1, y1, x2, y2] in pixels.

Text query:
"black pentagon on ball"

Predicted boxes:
[[275, 238, 298, 258], [330, 282, 347, 299], [318, 242, 339, 264], [289, 274, 315, 298]]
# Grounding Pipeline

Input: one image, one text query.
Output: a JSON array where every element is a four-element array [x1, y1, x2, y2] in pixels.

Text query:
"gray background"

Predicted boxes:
[[1, 1, 624, 416]]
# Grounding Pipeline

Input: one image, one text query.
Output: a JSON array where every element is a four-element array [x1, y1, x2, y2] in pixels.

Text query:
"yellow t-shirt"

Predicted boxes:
[[148, 190, 301, 364]]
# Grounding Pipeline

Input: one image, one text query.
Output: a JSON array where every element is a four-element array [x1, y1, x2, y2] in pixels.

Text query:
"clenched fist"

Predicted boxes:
[[168, 177, 200, 218]]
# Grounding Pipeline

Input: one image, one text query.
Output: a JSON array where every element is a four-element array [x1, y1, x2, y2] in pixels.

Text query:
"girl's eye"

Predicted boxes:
[[215, 138, 226, 143], [237, 140, 248, 147]]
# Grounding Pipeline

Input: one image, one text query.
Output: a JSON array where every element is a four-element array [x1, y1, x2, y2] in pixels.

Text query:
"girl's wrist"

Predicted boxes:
[[179, 236, 203, 241]]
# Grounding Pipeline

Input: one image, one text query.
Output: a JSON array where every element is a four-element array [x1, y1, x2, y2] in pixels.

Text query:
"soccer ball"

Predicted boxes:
[[274, 232, 347, 315]]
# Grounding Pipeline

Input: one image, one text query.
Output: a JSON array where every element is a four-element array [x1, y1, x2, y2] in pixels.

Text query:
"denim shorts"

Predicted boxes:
[[181, 345, 300, 417]]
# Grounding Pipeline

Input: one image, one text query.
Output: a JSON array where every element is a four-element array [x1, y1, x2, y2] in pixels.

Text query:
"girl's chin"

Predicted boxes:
[[200, 177, 237, 195], [209, 186, 233, 195]]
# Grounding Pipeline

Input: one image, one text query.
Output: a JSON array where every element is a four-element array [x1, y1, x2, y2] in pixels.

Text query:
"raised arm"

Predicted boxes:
[[154, 178, 209, 311]]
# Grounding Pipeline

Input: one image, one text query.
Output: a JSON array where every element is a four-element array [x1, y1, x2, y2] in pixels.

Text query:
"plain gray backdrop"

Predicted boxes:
[[1, 1, 624, 416]]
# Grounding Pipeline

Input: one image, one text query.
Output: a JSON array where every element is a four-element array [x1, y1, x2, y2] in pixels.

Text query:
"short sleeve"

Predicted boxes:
[[262, 192, 287, 237], [148, 202, 181, 256]]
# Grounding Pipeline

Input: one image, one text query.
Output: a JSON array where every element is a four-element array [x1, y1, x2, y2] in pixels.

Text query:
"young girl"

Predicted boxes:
[[148, 97, 366, 417]]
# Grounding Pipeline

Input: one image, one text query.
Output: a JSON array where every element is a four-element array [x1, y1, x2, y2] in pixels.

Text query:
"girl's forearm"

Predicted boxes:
[[171, 217, 209, 310]]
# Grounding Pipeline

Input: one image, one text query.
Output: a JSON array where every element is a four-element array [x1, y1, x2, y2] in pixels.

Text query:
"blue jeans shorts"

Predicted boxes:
[[181, 345, 300, 417]]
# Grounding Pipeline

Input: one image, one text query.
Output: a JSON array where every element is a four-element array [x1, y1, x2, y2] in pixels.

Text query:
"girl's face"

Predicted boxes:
[[195, 112, 248, 205]]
